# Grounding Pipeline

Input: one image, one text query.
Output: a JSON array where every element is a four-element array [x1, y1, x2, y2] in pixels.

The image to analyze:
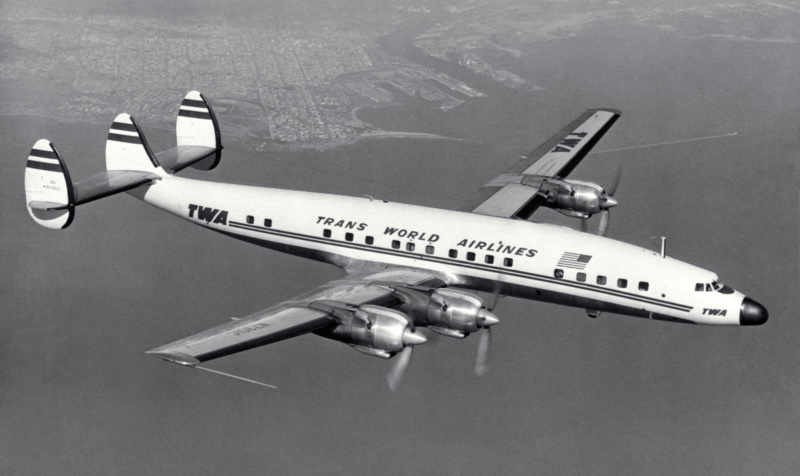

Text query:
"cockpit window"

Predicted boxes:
[[696, 280, 726, 292]]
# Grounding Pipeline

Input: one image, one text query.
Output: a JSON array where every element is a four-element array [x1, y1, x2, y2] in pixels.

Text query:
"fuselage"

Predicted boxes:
[[132, 174, 765, 326]]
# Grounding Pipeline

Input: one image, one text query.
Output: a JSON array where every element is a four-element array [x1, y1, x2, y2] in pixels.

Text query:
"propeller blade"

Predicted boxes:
[[608, 163, 623, 197], [580, 217, 589, 233], [488, 282, 503, 312], [387, 346, 414, 392], [475, 327, 492, 377], [598, 209, 610, 237]]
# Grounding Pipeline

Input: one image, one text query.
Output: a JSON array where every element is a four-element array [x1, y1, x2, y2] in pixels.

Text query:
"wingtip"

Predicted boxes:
[[146, 350, 200, 366]]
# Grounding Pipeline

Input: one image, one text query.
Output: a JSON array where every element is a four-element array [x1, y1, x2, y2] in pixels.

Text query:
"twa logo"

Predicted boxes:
[[188, 204, 228, 225], [702, 308, 727, 316]]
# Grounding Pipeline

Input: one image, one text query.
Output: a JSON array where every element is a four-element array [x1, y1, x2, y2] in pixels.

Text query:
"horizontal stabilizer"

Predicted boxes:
[[72, 170, 159, 206], [156, 145, 218, 174], [28, 200, 68, 211]]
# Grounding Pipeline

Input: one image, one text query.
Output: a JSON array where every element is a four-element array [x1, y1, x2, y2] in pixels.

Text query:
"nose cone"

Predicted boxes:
[[602, 196, 618, 209], [402, 328, 427, 346], [477, 308, 499, 328], [740, 297, 768, 326]]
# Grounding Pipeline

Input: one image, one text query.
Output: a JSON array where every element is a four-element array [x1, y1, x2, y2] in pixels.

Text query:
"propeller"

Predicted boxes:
[[597, 164, 622, 237], [387, 324, 427, 392], [475, 284, 501, 376]]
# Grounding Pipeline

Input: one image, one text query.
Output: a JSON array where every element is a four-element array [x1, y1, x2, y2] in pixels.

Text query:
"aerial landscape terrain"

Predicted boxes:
[[1, 0, 798, 475]]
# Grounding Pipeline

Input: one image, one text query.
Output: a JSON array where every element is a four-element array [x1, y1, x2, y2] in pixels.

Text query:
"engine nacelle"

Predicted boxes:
[[427, 289, 486, 336], [552, 180, 605, 215], [319, 305, 424, 357], [538, 178, 617, 217], [393, 287, 499, 338]]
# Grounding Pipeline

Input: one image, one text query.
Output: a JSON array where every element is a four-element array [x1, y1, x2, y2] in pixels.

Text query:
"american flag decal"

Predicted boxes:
[[557, 252, 592, 269]]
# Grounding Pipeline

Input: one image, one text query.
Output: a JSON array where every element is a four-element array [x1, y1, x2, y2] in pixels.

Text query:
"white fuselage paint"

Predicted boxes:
[[134, 175, 746, 325]]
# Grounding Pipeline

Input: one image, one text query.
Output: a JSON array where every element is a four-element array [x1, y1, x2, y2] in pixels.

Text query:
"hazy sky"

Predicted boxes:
[[2, 2, 798, 475]]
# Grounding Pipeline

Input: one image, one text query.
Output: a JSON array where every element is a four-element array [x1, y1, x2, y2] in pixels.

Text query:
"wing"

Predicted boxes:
[[146, 268, 446, 366], [463, 109, 620, 219]]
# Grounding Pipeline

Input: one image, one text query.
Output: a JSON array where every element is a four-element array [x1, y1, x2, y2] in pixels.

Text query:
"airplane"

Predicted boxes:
[[24, 91, 768, 390]]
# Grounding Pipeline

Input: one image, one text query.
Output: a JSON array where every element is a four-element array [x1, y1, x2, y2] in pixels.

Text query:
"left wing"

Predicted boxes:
[[463, 109, 620, 219], [147, 268, 446, 366]]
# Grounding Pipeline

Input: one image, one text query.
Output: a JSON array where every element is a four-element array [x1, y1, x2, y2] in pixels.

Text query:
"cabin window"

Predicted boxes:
[[345, 232, 354, 242], [503, 258, 514, 267], [263, 218, 272, 228], [426, 245, 435, 255], [365, 236, 374, 245], [323, 229, 332, 238], [246, 215, 254, 225], [406, 242, 415, 252], [466, 252, 476, 262], [392, 240, 400, 249], [449, 249, 458, 259], [617, 279, 628, 289], [485, 255, 494, 264], [577, 272, 587, 282], [639, 281, 649, 292], [554, 269, 564, 279], [597, 275, 607, 285]]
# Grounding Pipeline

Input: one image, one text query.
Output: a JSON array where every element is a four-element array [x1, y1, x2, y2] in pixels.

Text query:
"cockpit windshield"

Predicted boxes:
[[695, 279, 723, 292]]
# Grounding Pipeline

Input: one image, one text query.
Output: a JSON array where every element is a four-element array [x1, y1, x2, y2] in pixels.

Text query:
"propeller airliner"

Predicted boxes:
[[24, 91, 768, 389]]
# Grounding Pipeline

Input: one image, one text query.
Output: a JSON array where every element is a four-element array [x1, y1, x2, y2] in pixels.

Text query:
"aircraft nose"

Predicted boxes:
[[740, 297, 768, 326]]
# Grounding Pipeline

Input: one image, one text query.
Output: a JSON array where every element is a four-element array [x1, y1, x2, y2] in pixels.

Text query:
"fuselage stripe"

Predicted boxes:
[[226, 221, 692, 312]]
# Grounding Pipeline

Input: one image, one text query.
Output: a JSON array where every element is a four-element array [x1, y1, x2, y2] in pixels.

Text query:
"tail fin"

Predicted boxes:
[[25, 140, 75, 229], [157, 91, 223, 173], [26, 124, 160, 229], [25, 91, 222, 229], [105, 113, 162, 172]]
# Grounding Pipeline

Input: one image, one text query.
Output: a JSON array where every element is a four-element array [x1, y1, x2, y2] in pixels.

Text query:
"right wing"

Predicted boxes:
[[463, 109, 620, 219], [146, 268, 446, 365]]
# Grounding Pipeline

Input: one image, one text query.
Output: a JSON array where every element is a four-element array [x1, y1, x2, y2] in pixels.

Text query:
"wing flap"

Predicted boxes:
[[470, 183, 541, 218]]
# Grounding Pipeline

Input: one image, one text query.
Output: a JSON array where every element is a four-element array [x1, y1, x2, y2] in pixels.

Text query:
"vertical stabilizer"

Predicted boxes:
[[24, 139, 75, 229], [105, 113, 162, 173], [176, 91, 222, 170]]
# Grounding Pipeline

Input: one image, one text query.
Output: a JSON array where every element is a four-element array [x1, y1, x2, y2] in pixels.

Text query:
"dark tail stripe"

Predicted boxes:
[[181, 99, 208, 108], [108, 133, 142, 144], [27, 160, 62, 172], [111, 122, 137, 132], [179, 109, 211, 120], [30, 148, 57, 159]]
